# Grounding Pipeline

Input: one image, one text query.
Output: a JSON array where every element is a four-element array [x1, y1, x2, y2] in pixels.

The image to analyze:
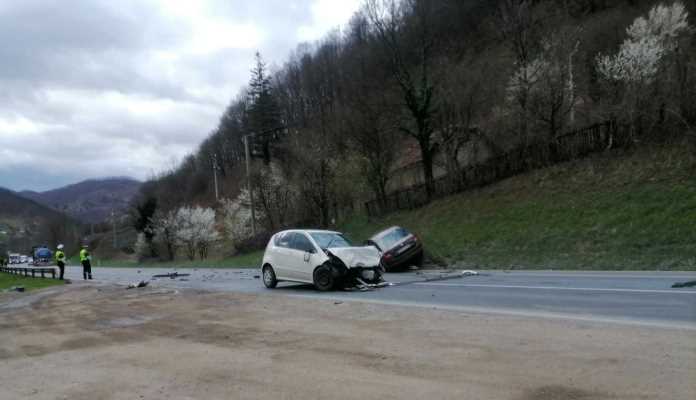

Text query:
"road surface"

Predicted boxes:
[[55, 265, 696, 329]]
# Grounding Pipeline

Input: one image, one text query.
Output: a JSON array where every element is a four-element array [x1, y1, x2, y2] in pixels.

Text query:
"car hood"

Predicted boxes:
[[327, 246, 381, 268]]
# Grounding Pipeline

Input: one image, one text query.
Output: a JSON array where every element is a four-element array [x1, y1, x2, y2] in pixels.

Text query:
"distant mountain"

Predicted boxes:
[[0, 187, 67, 221], [19, 177, 141, 224], [0, 187, 80, 254]]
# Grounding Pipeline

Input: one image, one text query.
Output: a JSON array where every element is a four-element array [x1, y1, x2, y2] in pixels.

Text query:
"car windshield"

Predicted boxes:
[[310, 232, 352, 249], [373, 227, 410, 250]]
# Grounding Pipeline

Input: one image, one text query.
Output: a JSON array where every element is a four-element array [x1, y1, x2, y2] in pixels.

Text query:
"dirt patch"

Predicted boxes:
[[0, 285, 693, 400], [518, 385, 602, 400]]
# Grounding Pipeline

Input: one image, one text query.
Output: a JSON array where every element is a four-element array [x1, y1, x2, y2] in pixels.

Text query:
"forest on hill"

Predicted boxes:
[[130, 0, 695, 261], [0, 188, 81, 256]]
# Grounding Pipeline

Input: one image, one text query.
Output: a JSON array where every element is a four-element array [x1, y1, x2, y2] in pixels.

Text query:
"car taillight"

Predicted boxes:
[[383, 252, 393, 260]]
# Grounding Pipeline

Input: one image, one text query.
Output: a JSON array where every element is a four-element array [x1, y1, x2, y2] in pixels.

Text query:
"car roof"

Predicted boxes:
[[276, 229, 342, 235], [370, 226, 404, 240]]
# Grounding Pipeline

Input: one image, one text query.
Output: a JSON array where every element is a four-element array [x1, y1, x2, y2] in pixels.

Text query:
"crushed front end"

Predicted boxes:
[[326, 247, 387, 290]]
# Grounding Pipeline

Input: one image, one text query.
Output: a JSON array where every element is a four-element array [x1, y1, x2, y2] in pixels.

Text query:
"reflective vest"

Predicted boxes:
[[79, 249, 90, 262], [55, 250, 65, 263]]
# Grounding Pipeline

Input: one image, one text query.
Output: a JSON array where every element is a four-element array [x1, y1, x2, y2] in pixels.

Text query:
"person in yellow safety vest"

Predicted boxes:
[[79, 244, 92, 280], [55, 244, 66, 280]]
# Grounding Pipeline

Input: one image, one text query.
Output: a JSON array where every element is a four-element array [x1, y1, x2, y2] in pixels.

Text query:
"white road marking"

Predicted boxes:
[[289, 295, 696, 331], [414, 283, 696, 294], [484, 272, 696, 279]]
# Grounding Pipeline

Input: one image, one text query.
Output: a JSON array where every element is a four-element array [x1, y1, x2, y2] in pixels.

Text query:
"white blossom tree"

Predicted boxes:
[[151, 210, 181, 261], [175, 206, 219, 260], [220, 192, 255, 247], [596, 2, 692, 137]]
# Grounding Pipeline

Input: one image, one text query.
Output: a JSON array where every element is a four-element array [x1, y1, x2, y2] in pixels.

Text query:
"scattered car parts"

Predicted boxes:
[[672, 280, 696, 288], [126, 280, 149, 289], [152, 272, 190, 279]]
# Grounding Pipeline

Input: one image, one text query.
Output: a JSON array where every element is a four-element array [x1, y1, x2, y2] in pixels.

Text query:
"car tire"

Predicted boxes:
[[413, 252, 424, 268], [313, 265, 335, 291], [262, 265, 278, 289]]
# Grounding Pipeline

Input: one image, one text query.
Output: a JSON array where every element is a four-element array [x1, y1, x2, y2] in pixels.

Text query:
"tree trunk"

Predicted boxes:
[[419, 139, 435, 198]]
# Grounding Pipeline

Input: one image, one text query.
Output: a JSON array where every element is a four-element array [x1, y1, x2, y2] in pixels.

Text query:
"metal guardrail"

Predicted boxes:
[[1, 266, 57, 279]]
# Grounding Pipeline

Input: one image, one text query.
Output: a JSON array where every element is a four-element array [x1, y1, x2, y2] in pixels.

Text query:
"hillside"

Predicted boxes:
[[0, 188, 81, 255], [340, 142, 696, 270], [20, 177, 141, 224], [138, 0, 695, 238]]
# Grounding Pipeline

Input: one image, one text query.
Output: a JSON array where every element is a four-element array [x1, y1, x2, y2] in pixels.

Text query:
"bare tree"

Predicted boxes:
[[342, 12, 398, 207], [435, 58, 491, 179], [251, 165, 294, 231], [520, 30, 582, 140], [498, 0, 542, 146], [366, 0, 439, 199]]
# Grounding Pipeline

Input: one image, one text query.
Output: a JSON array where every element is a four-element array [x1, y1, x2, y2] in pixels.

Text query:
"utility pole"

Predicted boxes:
[[212, 154, 220, 201], [243, 135, 257, 235], [568, 39, 580, 126]]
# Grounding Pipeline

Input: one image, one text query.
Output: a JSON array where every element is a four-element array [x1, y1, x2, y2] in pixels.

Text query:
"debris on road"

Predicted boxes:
[[672, 280, 696, 288], [11, 286, 25, 293], [152, 272, 191, 279], [126, 281, 149, 289], [389, 270, 479, 287]]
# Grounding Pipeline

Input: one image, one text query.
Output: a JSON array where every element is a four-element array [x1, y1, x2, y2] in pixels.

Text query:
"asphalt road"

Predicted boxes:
[[56, 265, 696, 329]]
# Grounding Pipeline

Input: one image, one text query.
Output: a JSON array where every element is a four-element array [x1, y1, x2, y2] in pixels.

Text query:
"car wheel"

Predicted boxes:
[[262, 265, 278, 288], [313, 265, 335, 291], [413, 252, 424, 268]]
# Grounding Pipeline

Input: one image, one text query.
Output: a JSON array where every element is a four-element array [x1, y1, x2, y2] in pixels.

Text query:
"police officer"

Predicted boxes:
[[55, 244, 66, 280], [79, 244, 92, 280]]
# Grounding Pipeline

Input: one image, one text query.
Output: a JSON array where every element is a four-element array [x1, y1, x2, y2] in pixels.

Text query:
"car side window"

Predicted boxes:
[[291, 233, 315, 253], [275, 233, 292, 248]]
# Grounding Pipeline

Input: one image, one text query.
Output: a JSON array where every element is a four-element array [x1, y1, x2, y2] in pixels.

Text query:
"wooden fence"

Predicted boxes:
[[365, 121, 630, 218]]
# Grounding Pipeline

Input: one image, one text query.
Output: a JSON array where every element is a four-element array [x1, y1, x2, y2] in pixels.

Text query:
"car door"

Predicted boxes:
[[271, 232, 295, 280], [287, 232, 317, 282]]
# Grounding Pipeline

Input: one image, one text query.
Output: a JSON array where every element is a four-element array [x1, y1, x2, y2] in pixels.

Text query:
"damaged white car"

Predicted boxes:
[[261, 229, 385, 291]]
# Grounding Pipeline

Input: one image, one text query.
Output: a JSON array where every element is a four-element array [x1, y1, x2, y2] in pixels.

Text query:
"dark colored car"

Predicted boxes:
[[32, 246, 52, 266], [367, 226, 423, 271]]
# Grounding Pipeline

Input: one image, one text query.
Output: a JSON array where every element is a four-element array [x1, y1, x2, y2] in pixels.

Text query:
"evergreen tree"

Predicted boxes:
[[247, 52, 282, 164]]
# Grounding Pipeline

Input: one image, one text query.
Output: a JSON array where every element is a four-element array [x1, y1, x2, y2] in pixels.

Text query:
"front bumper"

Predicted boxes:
[[342, 266, 383, 285]]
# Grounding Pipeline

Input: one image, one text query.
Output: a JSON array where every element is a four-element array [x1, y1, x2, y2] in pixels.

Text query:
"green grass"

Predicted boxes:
[[340, 144, 696, 270], [0, 272, 64, 292], [94, 250, 264, 269]]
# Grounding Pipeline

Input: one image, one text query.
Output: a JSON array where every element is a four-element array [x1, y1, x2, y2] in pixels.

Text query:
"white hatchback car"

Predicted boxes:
[[261, 229, 384, 291]]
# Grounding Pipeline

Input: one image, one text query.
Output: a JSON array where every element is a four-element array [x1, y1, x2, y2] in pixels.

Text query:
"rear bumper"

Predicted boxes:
[[383, 245, 423, 269]]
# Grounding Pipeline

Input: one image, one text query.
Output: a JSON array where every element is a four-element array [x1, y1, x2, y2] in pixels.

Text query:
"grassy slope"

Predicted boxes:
[[0, 272, 64, 291], [340, 143, 696, 270]]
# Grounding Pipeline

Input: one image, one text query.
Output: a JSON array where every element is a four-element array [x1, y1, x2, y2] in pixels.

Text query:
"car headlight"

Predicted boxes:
[[361, 270, 375, 281]]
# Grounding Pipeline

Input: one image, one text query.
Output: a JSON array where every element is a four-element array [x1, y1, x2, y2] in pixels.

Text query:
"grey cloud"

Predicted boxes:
[[0, 0, 358, 191]]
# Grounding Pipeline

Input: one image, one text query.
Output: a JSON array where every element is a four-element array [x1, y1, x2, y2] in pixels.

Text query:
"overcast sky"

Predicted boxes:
[[0, 0, 362, 192]]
